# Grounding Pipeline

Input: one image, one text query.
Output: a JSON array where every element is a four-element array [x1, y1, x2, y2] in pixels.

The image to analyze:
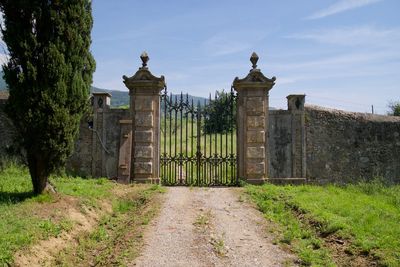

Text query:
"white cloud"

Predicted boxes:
[[273, 49, 400, 72], [287, 26, 400, 47], [203, 31, 267, 57], [203, 35, 252, 57], [306, 0, 383, 20]]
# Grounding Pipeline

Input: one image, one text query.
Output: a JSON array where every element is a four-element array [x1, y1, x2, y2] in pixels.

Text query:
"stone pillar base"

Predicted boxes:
[[132, 177, 161, 184], [267, 178, 306, 185], [117, 177, 130, 184], [246, 178, 267, 185]]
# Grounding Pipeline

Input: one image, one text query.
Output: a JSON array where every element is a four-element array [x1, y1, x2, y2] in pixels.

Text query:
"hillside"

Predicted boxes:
[[91, 86, 130, 107], [1, 79, 208, 108]]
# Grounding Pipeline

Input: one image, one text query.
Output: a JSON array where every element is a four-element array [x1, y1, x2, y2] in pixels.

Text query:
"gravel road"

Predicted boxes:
[[131, 187, 296, 267]]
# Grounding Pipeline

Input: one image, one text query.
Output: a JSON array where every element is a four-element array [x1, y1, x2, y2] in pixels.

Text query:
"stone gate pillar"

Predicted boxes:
[[123, 52, 166, 183], [233, 52, 276, 184]]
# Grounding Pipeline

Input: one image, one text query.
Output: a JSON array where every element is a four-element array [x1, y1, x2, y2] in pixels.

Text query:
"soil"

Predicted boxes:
[[131, 187, 297, 267], [13, 196, 110, 267]]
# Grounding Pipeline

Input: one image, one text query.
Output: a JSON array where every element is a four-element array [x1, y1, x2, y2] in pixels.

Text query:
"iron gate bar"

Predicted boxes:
[[160, 87, 237, 186]]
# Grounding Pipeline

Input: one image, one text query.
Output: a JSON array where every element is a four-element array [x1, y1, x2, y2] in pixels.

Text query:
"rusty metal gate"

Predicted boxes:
[[160, 88, 237, 186]]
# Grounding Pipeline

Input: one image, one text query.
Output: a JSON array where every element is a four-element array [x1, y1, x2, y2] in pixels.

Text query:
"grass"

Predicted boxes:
[[160, 117, 237, 185], [161, 118, 236, 157], [0, 162, 163, 266], [55, 185, 164, 266], [246, 181, 400, 266]]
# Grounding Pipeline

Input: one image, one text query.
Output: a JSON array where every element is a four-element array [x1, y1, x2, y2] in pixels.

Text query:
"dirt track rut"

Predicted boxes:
[[131, 187, 296, 267]]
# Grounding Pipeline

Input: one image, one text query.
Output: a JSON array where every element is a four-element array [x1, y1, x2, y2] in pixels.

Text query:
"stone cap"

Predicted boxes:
[[123, 52, 166, 91], [287, 94, 305, 111], [92, 92, 112, 97], [305, 104, 400, 122], [92, 92, 111, 110], [232, 52, 276, 90]]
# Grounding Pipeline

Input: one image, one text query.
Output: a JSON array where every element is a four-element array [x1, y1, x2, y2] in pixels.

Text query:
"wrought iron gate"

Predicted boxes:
[[160, 88, 238, 186]]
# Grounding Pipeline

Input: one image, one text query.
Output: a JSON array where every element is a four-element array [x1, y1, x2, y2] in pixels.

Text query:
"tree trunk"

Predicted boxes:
[[27, 153, 49, 195]]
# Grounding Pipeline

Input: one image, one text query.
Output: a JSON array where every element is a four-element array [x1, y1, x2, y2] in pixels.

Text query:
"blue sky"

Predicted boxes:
[[91, 0, 400, 114], [1, 1, 399, 114]]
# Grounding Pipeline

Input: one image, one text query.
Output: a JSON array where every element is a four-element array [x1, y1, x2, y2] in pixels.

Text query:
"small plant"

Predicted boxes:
[[194, 213, 210, 227], [210, 233, 227, 257]]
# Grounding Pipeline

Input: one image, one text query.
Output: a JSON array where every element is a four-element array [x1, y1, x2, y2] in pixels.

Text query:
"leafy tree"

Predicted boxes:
[[203, 90, 236, 134], [0, 0, 95, 194], [388, 101, 400, 116]]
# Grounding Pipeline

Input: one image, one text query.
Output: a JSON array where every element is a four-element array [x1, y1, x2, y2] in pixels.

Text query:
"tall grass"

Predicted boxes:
[[246, 181, 400, 266]]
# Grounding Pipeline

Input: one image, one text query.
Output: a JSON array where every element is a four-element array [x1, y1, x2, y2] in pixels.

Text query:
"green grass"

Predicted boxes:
[[161, 117, 236, 157], [246, 182, 400, 266], [55, 185, 164, 266], [0, 162, 125, 266], [160, 117, 237, 185]]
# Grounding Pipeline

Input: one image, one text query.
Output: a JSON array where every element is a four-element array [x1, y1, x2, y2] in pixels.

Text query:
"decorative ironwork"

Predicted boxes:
[[160, 88, 238, 186]]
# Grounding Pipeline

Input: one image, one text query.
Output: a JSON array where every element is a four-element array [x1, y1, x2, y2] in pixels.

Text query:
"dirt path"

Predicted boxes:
[[131, 187, 296, 267]]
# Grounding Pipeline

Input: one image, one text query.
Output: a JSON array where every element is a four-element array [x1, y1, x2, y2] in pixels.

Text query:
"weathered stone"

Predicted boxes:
[[246, 146, 265, 159], [247, 116, 265, 128], [134, 146, 153, 159], [304, 106, 400, 184], [134, 162, 152, 174], [135, 130, 153, 143], [135, 97, 153, 111], [247, 130, 265, 143], [246, 97, 264, 114], [135, 112, 153, 127], [246, 162, 265, 175]]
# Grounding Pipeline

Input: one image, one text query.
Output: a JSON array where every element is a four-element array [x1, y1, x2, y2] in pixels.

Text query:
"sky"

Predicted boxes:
[[1, 0, 400, 114]]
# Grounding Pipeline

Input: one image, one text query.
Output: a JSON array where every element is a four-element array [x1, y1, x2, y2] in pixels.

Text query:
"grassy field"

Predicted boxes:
[[246, 182, 400, 266], [0, 162, 163, 266], [160, 117, 237, 185], [160, 117, 236, 157]]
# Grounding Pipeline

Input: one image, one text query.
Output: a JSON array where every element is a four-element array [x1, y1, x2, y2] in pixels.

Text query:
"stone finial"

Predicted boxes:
[[232, 52, 276, 89], [250, 52, 259, 70], [123, 52, 165, 90], [140, 51, 149, 68]]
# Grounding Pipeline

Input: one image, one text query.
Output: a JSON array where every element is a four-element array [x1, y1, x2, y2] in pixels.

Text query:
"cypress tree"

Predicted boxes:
[[0, 0, 95, 194], [203, 90, 236, 134]]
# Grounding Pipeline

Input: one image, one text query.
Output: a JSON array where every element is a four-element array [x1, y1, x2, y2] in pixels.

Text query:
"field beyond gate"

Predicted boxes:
[[160, 89, 238, 186]]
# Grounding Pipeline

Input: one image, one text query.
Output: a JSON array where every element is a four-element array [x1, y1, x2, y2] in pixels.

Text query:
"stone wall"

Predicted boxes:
[[67, 108, 130, 178], [65, 117, 92, 176], [305, 105, 400, 184], [2, 93, 400, 184], [268, 110, 292, 178]]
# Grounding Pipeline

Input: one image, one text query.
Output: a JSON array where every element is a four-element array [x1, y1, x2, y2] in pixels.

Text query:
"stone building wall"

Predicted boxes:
[[268, 95, 306, 180], [268, 110, 292, 178], [304, 105, 400, 184], [66, 117, 93, 176], [66, 108, 130, 178]]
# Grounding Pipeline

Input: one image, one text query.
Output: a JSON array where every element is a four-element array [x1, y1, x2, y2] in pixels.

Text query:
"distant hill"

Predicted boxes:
[[91, 86, 209, 108], [91, 86, 130, 107], [1, 74, 278, 109]]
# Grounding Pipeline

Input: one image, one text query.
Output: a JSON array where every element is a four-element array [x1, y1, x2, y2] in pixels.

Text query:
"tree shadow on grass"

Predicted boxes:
[[0, 191, 35, 204]]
